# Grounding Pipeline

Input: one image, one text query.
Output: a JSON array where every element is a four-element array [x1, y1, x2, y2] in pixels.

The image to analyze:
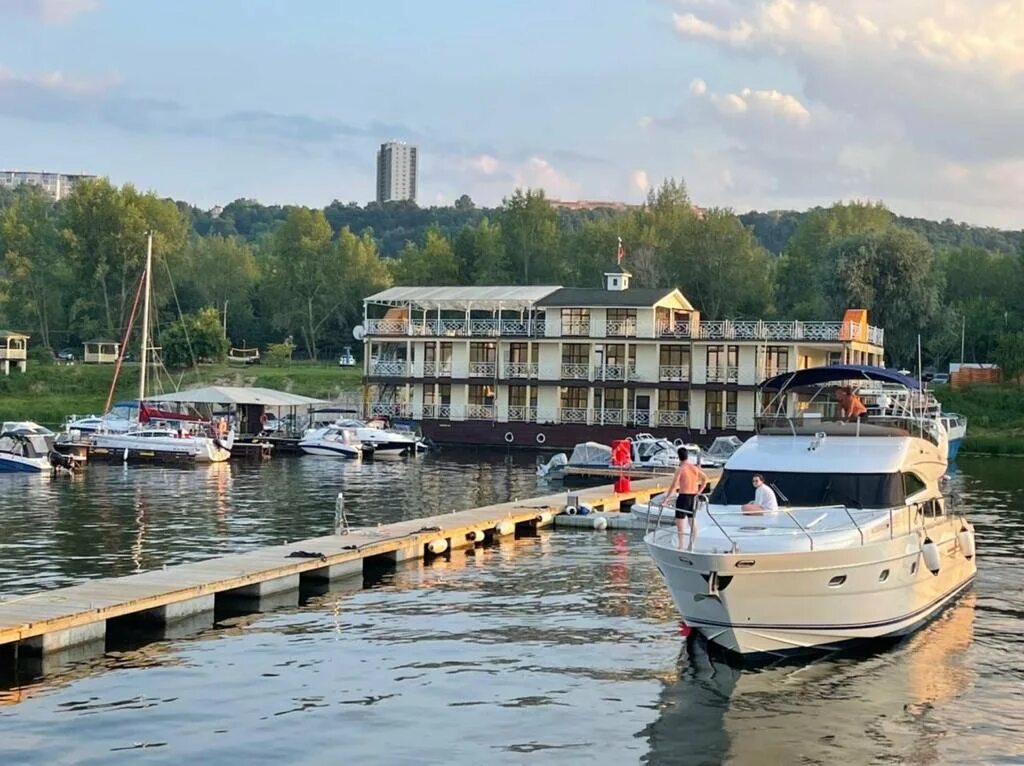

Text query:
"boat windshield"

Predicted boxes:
[[710, 469, 906, 509]]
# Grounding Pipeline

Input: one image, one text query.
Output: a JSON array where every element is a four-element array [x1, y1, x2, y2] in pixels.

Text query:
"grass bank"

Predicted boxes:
[[0, 361, 362, 425], [936, 384, 1024, 456]]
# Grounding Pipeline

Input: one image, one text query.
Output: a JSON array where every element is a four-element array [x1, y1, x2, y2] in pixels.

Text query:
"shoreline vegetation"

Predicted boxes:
[[2, 363, 1019, 455]]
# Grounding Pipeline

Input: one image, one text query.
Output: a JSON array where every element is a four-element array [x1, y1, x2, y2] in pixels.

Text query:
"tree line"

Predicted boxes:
[[0, 178, 1022, 371]]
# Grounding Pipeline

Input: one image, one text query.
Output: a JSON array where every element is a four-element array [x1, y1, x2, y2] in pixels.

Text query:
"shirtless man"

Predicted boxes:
[[665, 448, 708, 549]]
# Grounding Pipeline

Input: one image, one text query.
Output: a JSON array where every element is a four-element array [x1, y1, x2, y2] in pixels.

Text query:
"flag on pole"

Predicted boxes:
[[617, 236, 625, 264]]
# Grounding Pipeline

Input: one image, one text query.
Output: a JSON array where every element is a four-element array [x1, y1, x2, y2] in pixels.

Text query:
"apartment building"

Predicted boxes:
[[360, 267, 885, 448], [375, 142, 417, 203], [0, 171, 97, 201]]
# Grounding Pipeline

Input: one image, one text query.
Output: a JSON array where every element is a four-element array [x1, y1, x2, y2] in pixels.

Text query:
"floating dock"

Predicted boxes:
[[0, 479, 668, 676]]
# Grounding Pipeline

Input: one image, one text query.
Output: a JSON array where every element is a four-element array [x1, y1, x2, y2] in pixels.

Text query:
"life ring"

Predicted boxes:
[[504, 432, 515, 444], [536, 433, 546, 445]]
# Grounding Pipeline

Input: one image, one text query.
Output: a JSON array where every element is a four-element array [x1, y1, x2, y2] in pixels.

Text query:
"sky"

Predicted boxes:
[[1, 0, 1022, 227]]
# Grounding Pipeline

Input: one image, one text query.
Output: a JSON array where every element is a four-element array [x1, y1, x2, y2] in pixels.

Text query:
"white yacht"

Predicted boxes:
[[297, 425, 363, 458], [332, 418, 424, 456], [91, 427, 233, 463], [645, 365, 977, 657], [0, 424, 54, 473]]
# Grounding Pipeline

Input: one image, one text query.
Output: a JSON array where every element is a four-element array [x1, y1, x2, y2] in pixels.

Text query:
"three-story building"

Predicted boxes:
[[360, 267, 885, 448]]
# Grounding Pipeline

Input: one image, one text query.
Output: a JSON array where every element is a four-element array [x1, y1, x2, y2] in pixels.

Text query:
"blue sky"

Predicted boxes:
[[1, 0, 1022, 226]]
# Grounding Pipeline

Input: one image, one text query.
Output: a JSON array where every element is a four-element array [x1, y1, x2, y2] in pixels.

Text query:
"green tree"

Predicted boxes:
[[185, 235, 258, 339], [995, 332, 1024, 383], [776, 202, 893, 317], [335, 226, 392, 340], [0, 190, 64, 349], [453, 218, 509, 283], [827, 228, 943, 366], [391, 225, 460, 285], [160, 307, 229, 368], [500, 189, 560, 283], [261, 208, 342, 359]]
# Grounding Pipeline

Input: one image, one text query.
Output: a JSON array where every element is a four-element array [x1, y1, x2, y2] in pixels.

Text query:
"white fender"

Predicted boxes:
[[535, 511, 552, 527], [426, 538, 448, 555], [564, 505, 578, 516], [957, 529, 975, 559], [494, 520, 515, 536], [921, 538, 941, 575], [466, 529, 485, 543], [592, 516, 608, 531]]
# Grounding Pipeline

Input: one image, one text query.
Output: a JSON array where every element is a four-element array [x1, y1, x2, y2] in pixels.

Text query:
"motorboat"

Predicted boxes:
[[297, 425, 363, 458], [91, 426, 234, 463], [0, 423, 55, 472], [334, 418, 425, 456], [941, 412, 967, 459], [856, 383, 966, 461], [537, 441, 611, 479], [645, 364, 976, 657], [63, 401, 138, 435], [703, 436, 743, 467], [538, 436, 717, 481]]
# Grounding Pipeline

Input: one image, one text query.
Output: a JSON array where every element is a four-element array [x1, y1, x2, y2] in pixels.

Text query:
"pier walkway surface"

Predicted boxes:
[[0, 479, 667, 670]]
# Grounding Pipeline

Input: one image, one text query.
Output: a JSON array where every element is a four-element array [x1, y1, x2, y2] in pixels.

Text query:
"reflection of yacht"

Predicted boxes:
[[297, 425, 363, 458], [646, 365, 977, 657]]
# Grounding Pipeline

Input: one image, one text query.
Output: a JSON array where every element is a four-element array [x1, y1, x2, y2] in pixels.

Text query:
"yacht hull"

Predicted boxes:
[[89, 435, 232, 463], [0, 454, 49, 472], [298, 442, 361, 458], [647, 520, 976, 656]]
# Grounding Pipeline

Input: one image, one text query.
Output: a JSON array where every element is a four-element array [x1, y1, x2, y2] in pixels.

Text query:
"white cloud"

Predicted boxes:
[[1, 0, 100, 24], [471, 154, 499, 175], [630, 169, 650, 194], [689, 77, 707, 96], [515, 156, 581, 199]]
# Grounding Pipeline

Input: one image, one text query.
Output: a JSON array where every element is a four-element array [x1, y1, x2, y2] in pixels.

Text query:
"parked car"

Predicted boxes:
[[339, 346, 357, 367], [55, 348, 76, 362], [931, 373, 949, 385]]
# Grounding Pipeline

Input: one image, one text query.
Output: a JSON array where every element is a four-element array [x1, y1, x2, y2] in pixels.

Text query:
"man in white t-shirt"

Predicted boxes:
[[742, 473, 779, 514]]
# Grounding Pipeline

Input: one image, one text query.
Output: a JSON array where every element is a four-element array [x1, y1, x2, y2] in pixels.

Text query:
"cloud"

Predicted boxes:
[[1, 0, 100, 24], [630, 169, 649, 194]]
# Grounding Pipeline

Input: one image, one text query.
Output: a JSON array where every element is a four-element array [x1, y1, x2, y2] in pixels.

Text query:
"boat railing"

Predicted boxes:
[[755, 414, 942, 446]]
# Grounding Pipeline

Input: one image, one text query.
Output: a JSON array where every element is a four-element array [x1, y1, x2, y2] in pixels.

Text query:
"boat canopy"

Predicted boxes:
[[145, 386, 327, 407], [568, 441, 612, 466], [760, 365, 921, 392]]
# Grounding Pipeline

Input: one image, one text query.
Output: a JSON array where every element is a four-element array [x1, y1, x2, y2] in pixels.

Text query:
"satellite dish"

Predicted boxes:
[[353, 325, 365, 340]]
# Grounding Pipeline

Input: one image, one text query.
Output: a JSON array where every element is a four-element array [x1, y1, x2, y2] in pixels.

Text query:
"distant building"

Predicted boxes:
[[549, 199, 633, 212], [0, 171, 97, 201], [376, 142, 417, 203]]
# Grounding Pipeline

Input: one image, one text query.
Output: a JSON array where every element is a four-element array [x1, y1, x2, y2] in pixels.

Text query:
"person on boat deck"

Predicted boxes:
[[836, 386, 867, 421], [666, 448, 708, 550], [742, 473, 779, 514]]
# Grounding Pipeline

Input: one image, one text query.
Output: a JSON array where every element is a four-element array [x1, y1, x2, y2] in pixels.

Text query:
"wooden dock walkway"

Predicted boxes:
[[0, 479, 668, 669]]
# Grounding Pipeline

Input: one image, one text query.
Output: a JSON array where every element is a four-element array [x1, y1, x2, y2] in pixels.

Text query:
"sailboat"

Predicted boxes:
[[89, 233, 234, 464]]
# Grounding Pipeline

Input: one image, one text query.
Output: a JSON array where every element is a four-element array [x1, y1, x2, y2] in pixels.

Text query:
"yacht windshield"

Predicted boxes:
[[710, 469, 905, 509]]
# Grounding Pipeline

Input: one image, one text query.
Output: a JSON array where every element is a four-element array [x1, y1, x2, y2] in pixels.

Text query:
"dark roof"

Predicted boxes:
[[604, 263, 632, 275], [760, 365, 921, 391], [536, 287, 676, 308]]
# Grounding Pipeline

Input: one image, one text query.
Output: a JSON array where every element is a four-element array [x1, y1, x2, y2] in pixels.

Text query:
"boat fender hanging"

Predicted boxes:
[[957, 528, 975, 559], [577, 504, 592, 516], [921, 538, 941, 575], [564, 505, 578, 516], [504, 431, 515, 444], [494, 520, 515, 536], [536, 433, 546, 445], [426, 538, 448, 555], [592, 516, 608, 531], [466, 529, 485, 543]]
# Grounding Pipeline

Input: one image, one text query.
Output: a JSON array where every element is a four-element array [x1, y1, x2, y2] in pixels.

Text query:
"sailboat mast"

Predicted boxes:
[[139, 232, 153, 402]]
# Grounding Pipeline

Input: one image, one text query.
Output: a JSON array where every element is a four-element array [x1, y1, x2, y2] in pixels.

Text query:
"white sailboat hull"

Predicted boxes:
[[91, 433, 233, 463], [646, 516, 976, 656]]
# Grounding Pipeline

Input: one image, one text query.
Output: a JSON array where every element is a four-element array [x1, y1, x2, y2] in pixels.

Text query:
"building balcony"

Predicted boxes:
[[468, 361, 496, 377], [560, 362, 591, 380], [421, 403, 452, 419], [562, 321, 590, 337], [656, 410, 690, 427], [706, 365, 740, 384], [658, 320, 691, 338], [557, 407, 589, 424], [369, 359, 409, 376], [507, 405, 536, 422], [594, 408, 625, 425], [593, 363, 627, 381], [504, 362, 539, 379], [423, 361, 452, 377], [659, 364, 690, 382], [705, 411, 739, 430], [369, 402, 411, 418], [365, 318, 546, 338], [604, 320, 637, 338], [759, 364, 789, 380], [466, 403, 495, 420]]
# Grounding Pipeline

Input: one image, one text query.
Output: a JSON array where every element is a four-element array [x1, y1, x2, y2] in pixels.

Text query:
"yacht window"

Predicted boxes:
[[902, 473, 928, 499], [879, 569, 889, 582], [827, 575, 846, 587], [709, 470, 905, 509]]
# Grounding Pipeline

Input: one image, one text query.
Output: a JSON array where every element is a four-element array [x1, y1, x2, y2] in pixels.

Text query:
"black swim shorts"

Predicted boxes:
[[675, 493, 696, 519]]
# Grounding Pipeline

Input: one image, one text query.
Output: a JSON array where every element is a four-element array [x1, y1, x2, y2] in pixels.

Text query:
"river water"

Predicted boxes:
[[0, 452, 1021, 764]]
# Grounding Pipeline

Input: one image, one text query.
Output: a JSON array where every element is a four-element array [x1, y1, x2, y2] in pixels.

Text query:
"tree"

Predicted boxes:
[[776, 202, 893, 317], [391, 225, 460, 285], [500, 189, 560, 283], [334, 226, 391, 342], [454, 194, 475, 211], [995, 332, 1024, 383], [826, 228, 943, 366], [185, 235, 258, 339], [261, 208, 342, 359], [453, 218, 509, 283], [160, 307, 228, 368]]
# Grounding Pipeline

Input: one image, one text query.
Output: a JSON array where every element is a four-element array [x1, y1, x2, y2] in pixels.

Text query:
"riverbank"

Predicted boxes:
[[938, 384, 1024, 456], [0, 361, 361, 425]]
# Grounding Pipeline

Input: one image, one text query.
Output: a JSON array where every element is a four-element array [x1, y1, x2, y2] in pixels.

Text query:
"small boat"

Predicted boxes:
[[645, 364, 976, 658], [941, 412, 967, 459], [0, 423, 55, 472], [91, 426, 233, 463], [856, 383, 966, 461], [334, 418, 425, 456], [297, 425, 363, 458]]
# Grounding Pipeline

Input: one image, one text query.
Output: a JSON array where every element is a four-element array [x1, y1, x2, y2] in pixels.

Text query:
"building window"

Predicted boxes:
[[561, 308, 590, 336], [660, 345, 690, 367], [705, 390, 737, 429], [560, 386, 588, 409], [765, 346, 789, 373], [606, 308, 636, 336], [469, 384, 494, 405], [470, 342, 495, 363], [595, 388, 625, 412], [507, 342, 529, 363], [508, 385, 527, 406], [561, 343, 590, 365], [661, 389, 689, 412]]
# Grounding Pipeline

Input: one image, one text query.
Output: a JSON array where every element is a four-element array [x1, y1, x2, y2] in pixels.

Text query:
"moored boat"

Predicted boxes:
[[297, 425, 363, 458], [645, 365, 976, 658]]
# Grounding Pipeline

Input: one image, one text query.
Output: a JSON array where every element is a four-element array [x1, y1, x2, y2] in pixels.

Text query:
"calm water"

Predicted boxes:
[[0, 452, 1022, 764]]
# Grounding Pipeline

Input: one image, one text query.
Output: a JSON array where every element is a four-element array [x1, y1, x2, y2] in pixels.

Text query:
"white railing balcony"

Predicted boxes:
[[469, 361, 496, 377], [507, 405, 536, 422], [423, 361, 452, 377], [432, 319, 469, 336], [562, 321, 590, 337], [630, 409, 653, 427], [593, 363, 626, 381], [558, 407, 589, 424], [706, 365, 739, 384], [469, 319, 500, 336], [560, 362, 591, 380], [595, 408, 625, 425], [659, 364, 690, 382], [725, 411, 738, 428], [504, 362, 538, 378], [605, 320, 637, 337], [657, 410, 690, 427], [369, 402, 411, 417], [868, 326, 885, 346], [760, 364, 789, 380], [658, 320, 691, 338], [366, 318, 409, 335], [370, 359, 409, 376], [466, 403, 495, 420], [421, 403, 452, 420]]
